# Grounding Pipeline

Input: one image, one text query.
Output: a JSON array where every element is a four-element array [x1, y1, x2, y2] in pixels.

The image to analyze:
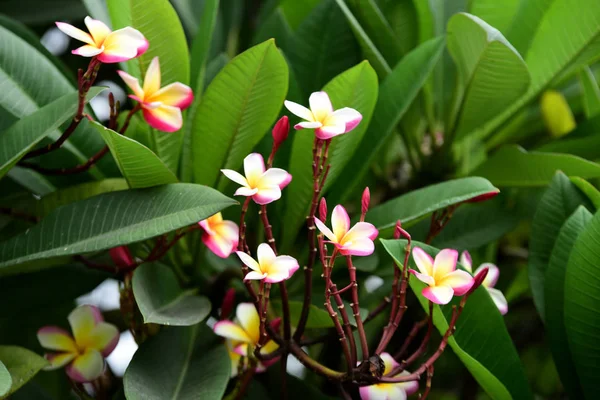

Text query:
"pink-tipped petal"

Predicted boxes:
[[68, 305, 103, 347], [260, 168, 291, 188], [328, 107, 362, 133], [150, 82, 194, 109], [55, 22, 94, 45], [460, 251, 473, 272], [117, 70, 144, 100], [143, 56, 161, 95], [72, 45, 103, 57], [279, 172, 292, 189], [84, 16, 111, 45], [99, 27, 147, 63], [44, 352, 77, 370], [476, 263, 499, 288], [86, 323, 120, 357], [409, 269, 435, 287], [203, 232, 235, 258], [257, 243, 276, 267], [142, 105, 183, 132], [244, 271, 267, 281], [136, 38, 149, 56], [395, 371, 419, 395], [221, 169, 249, 187], [309, 91, 333, 121], [213, 320, 251, 342], [264, 270, 291, 283], [438, 270, 474, 296], [340, 238, 375, 256], [412, 247, 434, 276], [487, 288, 508, 315], [294, 121, 322, 130], [331, 205, 351, 240], [422, 285, 454, 305], [37, 327, 77, 353], [284, 100, 314, 121], [252, 186, 282, 205], [66, 350, 104, 383], [359, 384, 388, 400], [236, 303, 260, 344], [314, 217, 337, 243], [380, 352, 400, 376], [236, 251, 260, 272], [271, 255, 300, 279], [315, 125, 345, 140], [234, 187, 259, 197], [243, 153, 266, 185], [433, 249, 458, 279], [343, 222, 378, 244]]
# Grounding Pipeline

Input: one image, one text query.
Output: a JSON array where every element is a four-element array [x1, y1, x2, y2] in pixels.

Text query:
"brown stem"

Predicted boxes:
[[287, 341, 346, 380], [238, 197, 252, 254], [363, 297, 391, 324], [394, 318, 428, 360], [420, 365, 434, 399], [119, 104, 142, 134], [425, 206, 456, 244], [330, 281, 358, 366], [233, 366, 256, 400], [390, 302, 434, 376], [346, 256, 369, 360]]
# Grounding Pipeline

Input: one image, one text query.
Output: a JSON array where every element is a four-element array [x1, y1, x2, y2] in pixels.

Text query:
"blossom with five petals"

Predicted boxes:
[[198, 212, 239, 258], [221, 153, 292, 205], [237, 243, 299, 283], [284, 91, 362, 140], [56, 16, 147, 63], [410, 247, 474, 305], [359, 352, 418, 400], [37, 305, 119, 382], [460, 251, 508, 314], [314, 205, 378, 256], [118, 57, 194, 132]]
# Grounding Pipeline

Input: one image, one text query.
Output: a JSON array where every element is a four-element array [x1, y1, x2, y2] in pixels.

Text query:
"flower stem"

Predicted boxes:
[[346, 255, 369, 360]]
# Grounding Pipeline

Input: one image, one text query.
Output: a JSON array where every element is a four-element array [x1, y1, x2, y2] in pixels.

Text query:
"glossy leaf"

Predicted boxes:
[[124, 325, 230, 400], [579, 66, 600, 118], [545, 206, 591, 399], [570, 176, 600, 209], [536, 133, 600, 160], [505, 0, 554, 56], [447, 13, 530, 139], [0, 184, 236, 272], [468, 0, 521, 35], [93, 122, 178, 188], [191, 40, 288, 188], [280, 0, 320, 30], [381, 240, 532, 400], [564, 209, 600, 397], [474, 145, 600, 186], [133, 263, 211, 326], [0, 362, 9, 398], [0, 346, 48, 397]]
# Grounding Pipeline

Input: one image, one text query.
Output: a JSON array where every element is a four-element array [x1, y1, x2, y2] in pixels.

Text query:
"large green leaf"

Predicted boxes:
[[505, 0, 555, 56], [124, 325, 230, 400], [579, 66, 600, 118], [93, 122, 178, 188], [474, 145, 600, 186], [564, 209, 600, 397], [536, 133, 600, 160], [329, 37, 445, 202], [447, 13, 530, 140], [0, 184, 236, 273], [381, 240, 532, 400], [282, 62, 378, 250], [468, 0, 521, 35], [0, 346, 48, 397], [280, 0, 321, 30], [529, 172, 591, 320], [0, 88, 104, 179], [0, 361, 9, 398], [545, 206, 591, 399], [133, 263, 211, 326], [366, 177, 499, 234], [191, 40, 288, 188]]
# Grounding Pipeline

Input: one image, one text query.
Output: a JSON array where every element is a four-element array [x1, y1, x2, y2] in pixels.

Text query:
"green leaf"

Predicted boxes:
[[0, 346, 48, 397], [93, 122, 178, 188], [545, 206, 591, 399], [280, 0, 321, 30], [191, 40, 289, 188], [124, 325, 230, 400], [0, 183, 236, 273], [570, 176, 600, 209], [189, 0, 221, 94], [133, 263, 211, 326], [564, 209, 600, 397], [0, 88, 105, 180], [1, 0, 86, 24], [536, 132, 600, 160], [82, 0, 111, 25], [366, 177, 499, 234], [272, 300, 334, 329], [329, 37, 445, 202], [447, 13, 530, 140], [529, 172, 591, 320], [506, 0, 555, 57], [0, 362, 10, 398], [282, 62, 378, 250], [468, 0, 521, 35], [579, 66, 600, 118], [474, 145, 600, 186], [381, 240, 532, 400]]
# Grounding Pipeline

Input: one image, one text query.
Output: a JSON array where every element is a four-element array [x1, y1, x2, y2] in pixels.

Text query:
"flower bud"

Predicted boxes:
[[109, 246, 135, 268], [272, 116, 289, 149], [319, 197, 328, 223], [393, 220, 403, 239], [220, 288, 236, 320], [467, 267, 489, 295], [361, 187, 370, 221]]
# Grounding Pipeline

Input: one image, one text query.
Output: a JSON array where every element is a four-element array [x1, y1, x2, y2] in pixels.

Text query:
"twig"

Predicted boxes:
[[346, 255, 369, 360]]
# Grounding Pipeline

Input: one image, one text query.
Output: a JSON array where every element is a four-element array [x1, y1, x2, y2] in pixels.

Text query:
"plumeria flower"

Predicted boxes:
[[314, 205, 378, 256], [118, 57, 194, 132], [410, 247, 474, 305], [37, 305, 119, 383], [56, 16, 147, 63], [221, 153, 292, 205], [460, 251, 508, 314], [199, 212, 239, 258], [237, 243, 299, 283], [214, 303, 279, 375], [359, 353, 418, 400], [284, 91, 362, 140]]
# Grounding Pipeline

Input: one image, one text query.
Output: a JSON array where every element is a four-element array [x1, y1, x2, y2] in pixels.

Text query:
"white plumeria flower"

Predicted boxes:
[[56, 16, 147, 63], [358, 353, 418, 400], [460, 251, 508, 315], [221, 153, 292, 205], [314, 205, 378, 256], [284, 91, 362, 140], [237, 243, 299, 284]]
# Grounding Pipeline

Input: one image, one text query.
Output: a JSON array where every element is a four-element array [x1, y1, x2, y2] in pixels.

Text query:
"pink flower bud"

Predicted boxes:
[[272, 116, 289, 149], [319, 197, 328, 223], [270, 317, 282, 332], [220, 288, 236, 320], [468, 267, 489, 295], [361, 187, 370, 215], [109, 246, 135, 268], [394, 220, 403, 240]]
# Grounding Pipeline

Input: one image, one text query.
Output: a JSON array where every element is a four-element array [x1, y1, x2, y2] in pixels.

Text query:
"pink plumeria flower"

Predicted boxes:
[[214, 303, 279, 376], [410, 247, 474, 305], [221, 153, 292, 205], [359, 352, 418, 400], [198, 212, 239, 258], [118, 57, 194, 132], [37, 305, 119, 383], [237, 243, 299, 284], [284, 91, 362, 140], [56, 16, 147, 63], [314, 205, 378, 256], [460, 251, 508, 315]]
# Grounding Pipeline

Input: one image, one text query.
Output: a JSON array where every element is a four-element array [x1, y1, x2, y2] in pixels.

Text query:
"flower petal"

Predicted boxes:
[[244, 153, 266, 185], [55, 22, 94, 45], [235, 303, 260, 344], [72, 45, 103, 57], [66, 350, 104, 383], [438, 270, 474, 296], [257, 243, 276, 268], [327, 107, 362, 133], [476, 263, 499, 288], [422, 285, 454, 305], [234, 187, 259, 197], [252, 186, 282, 205], [143, 57, 161, 95], [85, 323, 120, 357], [433, 249, 458, 281], [203, 231, 237, 258], [142, 104, 183, 132], [260, 168, 291, 188], [221, 169, 249, 187], [44, 352, 77, 370], [380, 352, 400, 376], [309, 91, 333, 121], [315, 124, 346, 140], [37, 327, 77, 353], [236, 251, 260, 271], [487, 287, 508, 315], [343, 222, 378, 244], [244, 271, 267, 280], [331, 205, 350, 241], [149, 82, 194, 109], [68, 305, 103, 347], [84, 16, 111, 45], [284, 100, 314, 121], [214, 320, 252, 342], [412, 247, 434, 276], [314, 217, 337, 243], [459, 251, 472, 272], [117, 70, 144, 101], [359, 384, 389, 400], [339, 238, 375, 256], [294, 121, 322, 130], [272, 255, 299, 279], [98, 27, 146, 63], [395, 371, 419, 395], [409, 269, 435, 286]]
